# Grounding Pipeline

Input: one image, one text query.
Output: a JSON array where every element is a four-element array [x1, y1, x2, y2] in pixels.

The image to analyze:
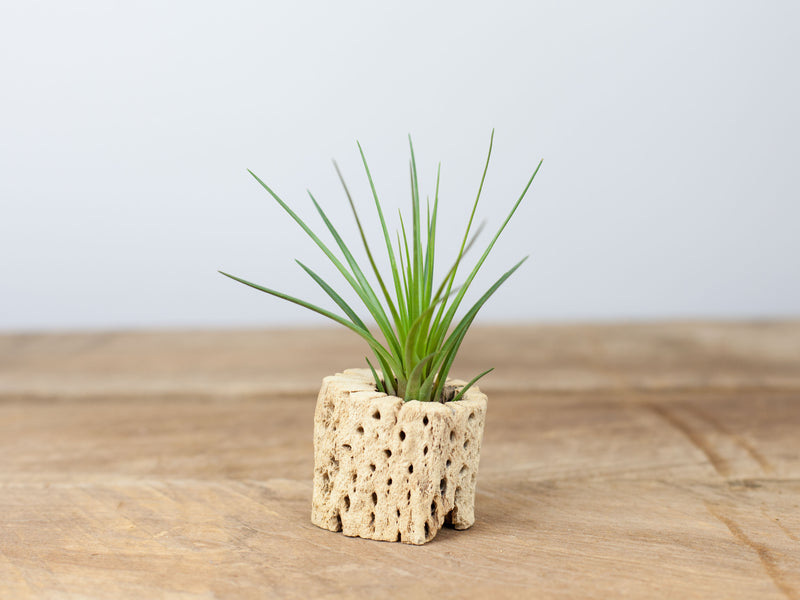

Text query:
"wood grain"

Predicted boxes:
[[0, 322, 798, 598]]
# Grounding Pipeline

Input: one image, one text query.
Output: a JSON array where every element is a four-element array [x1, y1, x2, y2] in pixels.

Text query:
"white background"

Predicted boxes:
[[1, 1, 798, 332]]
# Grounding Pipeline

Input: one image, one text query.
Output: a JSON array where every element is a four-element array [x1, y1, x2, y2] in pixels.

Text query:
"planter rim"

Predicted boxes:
[[328, 367, 487, 406]]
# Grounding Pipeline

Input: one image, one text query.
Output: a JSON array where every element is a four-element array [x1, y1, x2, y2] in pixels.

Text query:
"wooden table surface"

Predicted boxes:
[[1, 322, 799, 599]]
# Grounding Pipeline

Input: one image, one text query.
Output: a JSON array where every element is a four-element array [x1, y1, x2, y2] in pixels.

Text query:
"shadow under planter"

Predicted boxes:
[[311, 369, 488, 545]]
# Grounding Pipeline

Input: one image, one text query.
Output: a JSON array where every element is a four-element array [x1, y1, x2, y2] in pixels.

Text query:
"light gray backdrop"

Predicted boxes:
[[1, 1, 798, 331]]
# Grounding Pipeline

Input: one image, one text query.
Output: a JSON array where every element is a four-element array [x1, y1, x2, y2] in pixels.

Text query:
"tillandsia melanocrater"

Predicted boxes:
[[220, 131, 542, 403]]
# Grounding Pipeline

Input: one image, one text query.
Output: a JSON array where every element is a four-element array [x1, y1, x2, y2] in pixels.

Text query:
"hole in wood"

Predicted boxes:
[[344, 495, 350, 510], [372, 410, 381, 420], [399, 430, 406, 441], [387, 478, 393, 486], [384, 449, 392, 458], [408, 464, 414, 474], [449, 430, 455, 443], [369, 463, 376, 472], [446, 459, 452, 468], [431, 500, 437, 517], [343, 444, 352, 451], [468, 412, 476, 423], [440, 478, 447, 494], [371, 492, 378, 505], [356, 426, 364, 435], [423, 445, 428, 456], [423, 416, 429, 426]]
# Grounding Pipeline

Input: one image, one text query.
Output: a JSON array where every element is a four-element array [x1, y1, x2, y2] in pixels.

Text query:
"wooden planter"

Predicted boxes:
[[311, 369, 488, 544]]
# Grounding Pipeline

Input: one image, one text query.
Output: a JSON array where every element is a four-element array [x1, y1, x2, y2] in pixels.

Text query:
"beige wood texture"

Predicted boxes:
[[0, 322, 798, 599]]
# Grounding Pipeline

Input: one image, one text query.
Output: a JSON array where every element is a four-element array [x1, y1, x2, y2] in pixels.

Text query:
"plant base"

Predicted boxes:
[[311, 369, 487, 545]]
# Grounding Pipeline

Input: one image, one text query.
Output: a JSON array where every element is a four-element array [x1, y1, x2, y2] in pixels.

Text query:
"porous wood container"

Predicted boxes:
[[311, 368, 488, 544]]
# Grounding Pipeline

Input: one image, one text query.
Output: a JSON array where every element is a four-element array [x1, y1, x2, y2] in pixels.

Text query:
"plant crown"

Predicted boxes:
[[221, 131, 542, 402]]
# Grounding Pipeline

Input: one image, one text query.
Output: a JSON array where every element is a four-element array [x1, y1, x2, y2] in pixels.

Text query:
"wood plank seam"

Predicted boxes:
[[705, 502, 799, 600]]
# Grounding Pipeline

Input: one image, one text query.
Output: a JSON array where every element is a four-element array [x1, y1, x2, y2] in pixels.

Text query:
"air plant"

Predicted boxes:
[[220, 131, 542, 402]]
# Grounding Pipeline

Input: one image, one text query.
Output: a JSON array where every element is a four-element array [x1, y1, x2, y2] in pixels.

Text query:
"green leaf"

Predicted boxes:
[[333, 161, 402, 330], [404, 352, 436, 401], [295, 260, 367, 331], [423, 164, 441, 307], [435, 130, 495, 321], [428, 256, 529, 401], [219, 270, 401, 375], [365, 357, 386, 394], [408, 137, 424, 315], [432, 158, 542, 344], [451, 368, 493, 402], [357, 143, 407, 322], [306, 190, 402, 360]]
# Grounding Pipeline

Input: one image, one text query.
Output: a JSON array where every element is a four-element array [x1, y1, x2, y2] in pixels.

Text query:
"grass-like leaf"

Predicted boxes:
[[222, 132, 542, 402]]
